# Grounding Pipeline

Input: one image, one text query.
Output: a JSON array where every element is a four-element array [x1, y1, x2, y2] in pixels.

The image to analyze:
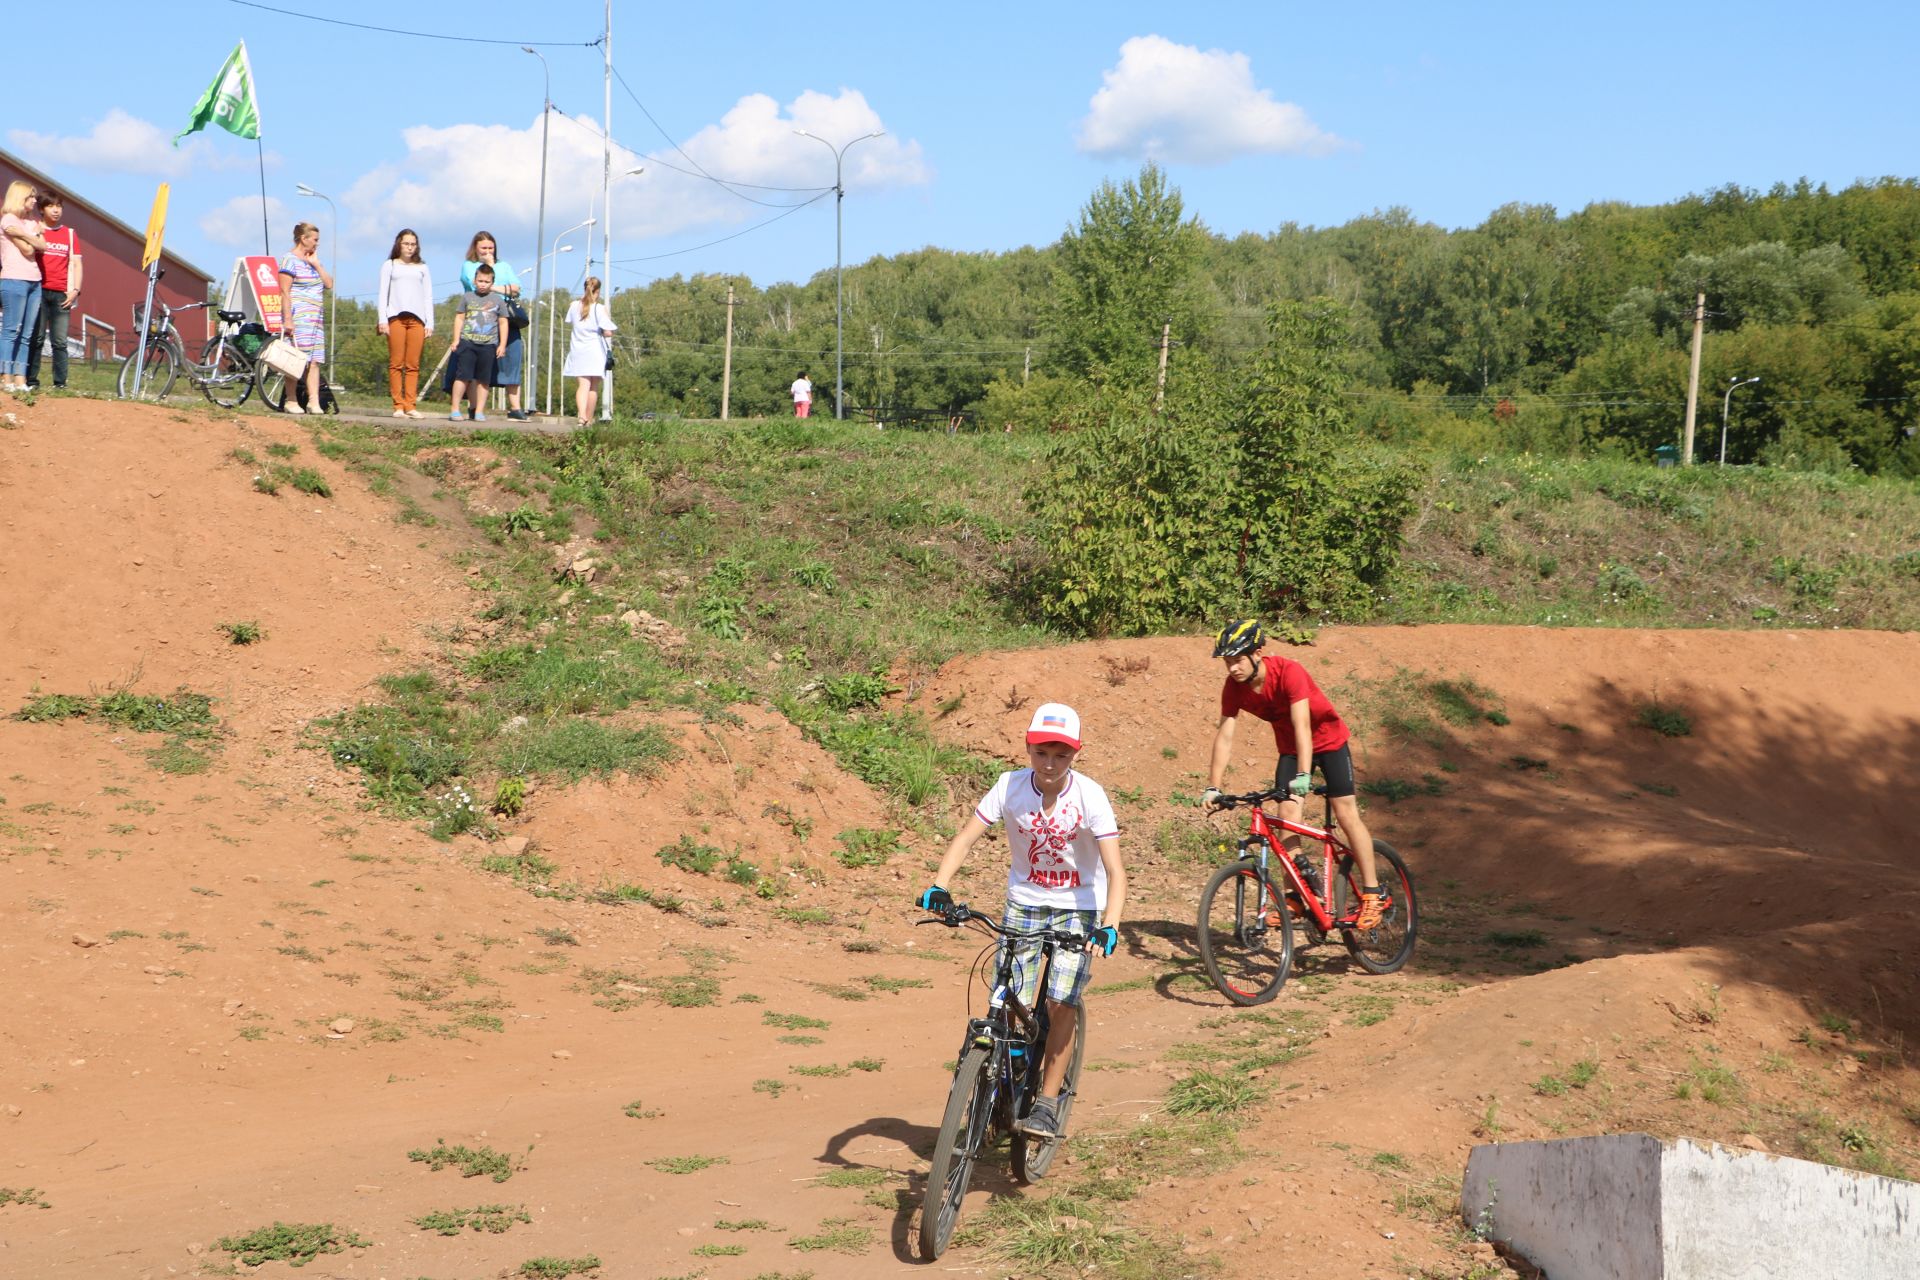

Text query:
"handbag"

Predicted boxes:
[[506, 297, 531, 332], [604, 337, 616, 372], [258, 336, 310, 378]]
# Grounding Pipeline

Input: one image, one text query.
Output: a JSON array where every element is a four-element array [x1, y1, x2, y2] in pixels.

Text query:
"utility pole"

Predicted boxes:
[[1681, 291, 1706, 464], [1154, 319, 1172, 411], [720, 282, 736, 421], [1022, 345, 1030, 386], [599, 0, 614, 421]]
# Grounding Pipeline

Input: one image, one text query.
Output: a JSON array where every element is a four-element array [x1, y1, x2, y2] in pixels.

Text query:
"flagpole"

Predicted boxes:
[[257, 138, 270, 256]]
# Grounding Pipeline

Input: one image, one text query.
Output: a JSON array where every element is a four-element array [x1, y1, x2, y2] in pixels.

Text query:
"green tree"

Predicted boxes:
[[1048, 163, 1206, 389]]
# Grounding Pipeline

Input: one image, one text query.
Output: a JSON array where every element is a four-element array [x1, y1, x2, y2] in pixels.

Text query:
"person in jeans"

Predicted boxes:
[[377, 228, 433, 418], [0, 180, 49, 394], [460, 232, 528, 419], [25, 193, 79, 391]]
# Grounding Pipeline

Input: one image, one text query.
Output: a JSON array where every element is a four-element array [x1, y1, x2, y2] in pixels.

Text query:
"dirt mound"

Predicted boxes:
[[2, 396, 1915, 1280]]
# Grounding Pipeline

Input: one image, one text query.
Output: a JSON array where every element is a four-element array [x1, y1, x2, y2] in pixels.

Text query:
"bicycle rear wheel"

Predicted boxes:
[[919, 1044, 993, 1260], [1196, 858, 1293, 1005], [117, 342, 177, 400], [1011, 1006, 1084, 1183], [199, 338, 254, 408], [1335, 839, 1418, 974]]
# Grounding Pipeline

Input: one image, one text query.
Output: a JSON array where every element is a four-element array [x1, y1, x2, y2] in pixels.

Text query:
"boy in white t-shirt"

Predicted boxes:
[[917, 702, 1127, 1139]]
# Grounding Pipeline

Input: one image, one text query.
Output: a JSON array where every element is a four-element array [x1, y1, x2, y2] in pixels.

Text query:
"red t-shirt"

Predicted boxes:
[[1219, 654, 1349, 755], [39, 226, 77, 292]]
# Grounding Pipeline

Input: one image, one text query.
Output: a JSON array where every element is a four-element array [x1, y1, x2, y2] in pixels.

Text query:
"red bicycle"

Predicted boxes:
[[1195, 786, 1417, 1005]]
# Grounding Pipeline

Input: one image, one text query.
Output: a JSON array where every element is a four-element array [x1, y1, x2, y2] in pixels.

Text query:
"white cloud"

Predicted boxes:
[[339, 89, 927, 275], [1077, 35, 1340, 165], [8, 108, 255, 178], [200, 195, 292, 249]]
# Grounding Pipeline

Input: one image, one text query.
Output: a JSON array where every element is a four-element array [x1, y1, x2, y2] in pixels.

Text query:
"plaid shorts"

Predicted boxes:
[[1000, 902, 1098, 1009]]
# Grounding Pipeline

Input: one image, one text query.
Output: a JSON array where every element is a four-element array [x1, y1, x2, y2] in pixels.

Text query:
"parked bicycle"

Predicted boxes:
[[116, 297, 272, 408], [1195, 786, 1418, 1005], [916, 902, 1091, 1260]]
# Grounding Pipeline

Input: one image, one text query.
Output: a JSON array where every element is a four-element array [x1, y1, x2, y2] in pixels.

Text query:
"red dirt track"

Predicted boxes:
[[3, 395, 1916, 1279]]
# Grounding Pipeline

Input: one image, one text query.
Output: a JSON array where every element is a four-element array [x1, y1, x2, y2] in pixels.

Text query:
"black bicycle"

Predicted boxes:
[[916, 903, 1092, 1260]]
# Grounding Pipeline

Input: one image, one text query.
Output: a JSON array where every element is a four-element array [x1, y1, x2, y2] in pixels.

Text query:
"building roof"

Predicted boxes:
[[0, 145, 217, 285]]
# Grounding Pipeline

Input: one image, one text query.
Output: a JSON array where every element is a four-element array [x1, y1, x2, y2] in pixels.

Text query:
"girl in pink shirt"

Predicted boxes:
[[0, 180, 50, 392]]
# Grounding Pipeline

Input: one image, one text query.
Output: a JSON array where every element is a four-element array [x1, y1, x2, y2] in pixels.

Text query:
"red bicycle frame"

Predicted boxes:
[[1244, 800, 1351, 932]]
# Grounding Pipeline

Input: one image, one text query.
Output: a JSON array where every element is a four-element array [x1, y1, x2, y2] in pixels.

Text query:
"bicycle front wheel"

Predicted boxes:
[[199, 339, 254, 408], [1011, 1007, 1084, 1183], [919, 1044, 993, 1260], [117, 342, 177, 400], [1335, 839, 1418, 974], [1196, 858, 1293, 1005]]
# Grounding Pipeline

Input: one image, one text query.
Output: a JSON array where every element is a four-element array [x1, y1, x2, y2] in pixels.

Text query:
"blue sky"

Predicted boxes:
[[14, 2, 1918, 304]]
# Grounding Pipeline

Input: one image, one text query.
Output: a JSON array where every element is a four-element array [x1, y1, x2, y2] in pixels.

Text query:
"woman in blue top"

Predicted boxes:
[[277, 222, 333, 414], [461, 231, 527, 420]]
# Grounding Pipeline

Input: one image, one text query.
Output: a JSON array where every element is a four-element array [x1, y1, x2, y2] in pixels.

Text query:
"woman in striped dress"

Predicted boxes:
[[276, 221, 332, 414]]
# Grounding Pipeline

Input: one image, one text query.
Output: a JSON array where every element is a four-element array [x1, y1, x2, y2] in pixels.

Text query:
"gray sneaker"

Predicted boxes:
[[1019, 1096, 1060, 1139]]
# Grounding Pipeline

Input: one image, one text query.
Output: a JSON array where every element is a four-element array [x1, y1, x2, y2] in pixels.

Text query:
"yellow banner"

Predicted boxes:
[[141, 184, 170, 270]]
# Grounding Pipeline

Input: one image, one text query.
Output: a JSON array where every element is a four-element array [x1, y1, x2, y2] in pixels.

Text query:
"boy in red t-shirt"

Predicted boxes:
[[1201, 619, 1385, 929]]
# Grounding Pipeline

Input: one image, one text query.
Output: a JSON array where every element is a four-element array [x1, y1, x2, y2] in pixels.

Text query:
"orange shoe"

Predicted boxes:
[[1354, 889, 1388, 930]]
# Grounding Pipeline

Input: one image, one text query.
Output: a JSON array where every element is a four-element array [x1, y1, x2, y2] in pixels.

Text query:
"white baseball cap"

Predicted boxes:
[[1025, 702, 1082, 750]]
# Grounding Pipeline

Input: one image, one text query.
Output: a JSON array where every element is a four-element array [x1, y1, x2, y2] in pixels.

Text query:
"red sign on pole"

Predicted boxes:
[[243, 255, 286, 333]]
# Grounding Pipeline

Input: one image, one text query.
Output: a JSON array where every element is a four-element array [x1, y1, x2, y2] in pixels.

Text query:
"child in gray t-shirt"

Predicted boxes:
[[449, 265, 507, 421]]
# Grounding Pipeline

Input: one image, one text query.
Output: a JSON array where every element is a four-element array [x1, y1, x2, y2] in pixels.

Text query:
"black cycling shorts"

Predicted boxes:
[[1276, 743, 1356, 799]]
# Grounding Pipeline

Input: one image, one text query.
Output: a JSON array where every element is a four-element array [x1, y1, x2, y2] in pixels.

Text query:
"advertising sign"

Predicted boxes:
[[240, 255, 285, 333]]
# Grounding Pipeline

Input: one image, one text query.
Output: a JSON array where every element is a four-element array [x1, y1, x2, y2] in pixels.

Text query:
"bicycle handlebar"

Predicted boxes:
[[1208, 785, 1330, 809], [916, 903, 1096, 949]]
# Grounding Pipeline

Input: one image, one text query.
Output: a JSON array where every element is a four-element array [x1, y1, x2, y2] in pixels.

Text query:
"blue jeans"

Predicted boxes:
[[0, 279, 42, 377], [27, 289, 68, 387]]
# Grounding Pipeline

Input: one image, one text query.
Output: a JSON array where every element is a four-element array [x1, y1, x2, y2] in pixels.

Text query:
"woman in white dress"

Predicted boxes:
[[561, 276, 617, 426]]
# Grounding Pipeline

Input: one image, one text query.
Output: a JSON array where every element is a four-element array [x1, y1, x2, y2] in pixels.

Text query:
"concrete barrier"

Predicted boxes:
[[1461, 1133, 1919, 1279]]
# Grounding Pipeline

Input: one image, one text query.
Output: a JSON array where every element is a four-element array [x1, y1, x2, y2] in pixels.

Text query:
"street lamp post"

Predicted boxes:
[[794, 129, 883, 420], [599, 167, 644, 422], [1720, 376, 1760, 466], [523, 46, 551, 415], [294, 183, 337, 387], [541, 243, 576, 416], [545, 216, 595, 416]]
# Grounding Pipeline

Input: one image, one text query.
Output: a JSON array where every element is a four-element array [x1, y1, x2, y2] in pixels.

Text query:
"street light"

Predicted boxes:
[[1720, 376, 1760, 466], [523, 46, 551, 413], [545, 215, 595, 417], [599, 167, 644, 422], [795, 129, 883, 420], [294, 183, 337, 387], [541, 244, 576, 416]]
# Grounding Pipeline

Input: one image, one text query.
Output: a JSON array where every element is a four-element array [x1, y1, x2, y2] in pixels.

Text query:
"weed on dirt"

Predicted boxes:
[[217, 1222, 369, 1267]]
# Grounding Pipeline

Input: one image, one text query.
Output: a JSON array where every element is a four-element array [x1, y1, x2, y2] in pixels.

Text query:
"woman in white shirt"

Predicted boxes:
[[377, 229, 434, 418], [561, 276, 617, 427]]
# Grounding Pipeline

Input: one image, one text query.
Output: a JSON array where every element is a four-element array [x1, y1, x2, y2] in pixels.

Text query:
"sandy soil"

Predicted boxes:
[[1, 393, 1915, 1280]]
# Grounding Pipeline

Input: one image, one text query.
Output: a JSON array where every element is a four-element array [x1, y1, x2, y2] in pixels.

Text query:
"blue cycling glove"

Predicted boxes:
[[916, 885, 953, 911], [1089, 926, 1118, 957]]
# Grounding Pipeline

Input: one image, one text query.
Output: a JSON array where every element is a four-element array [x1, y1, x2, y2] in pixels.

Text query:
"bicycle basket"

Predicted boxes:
[[132, 302, 168, 338]]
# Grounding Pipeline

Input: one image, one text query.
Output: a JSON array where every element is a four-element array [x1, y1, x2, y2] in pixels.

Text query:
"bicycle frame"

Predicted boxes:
[[1242, 797, 1350, 933], [941, 914, 1058, 1133]]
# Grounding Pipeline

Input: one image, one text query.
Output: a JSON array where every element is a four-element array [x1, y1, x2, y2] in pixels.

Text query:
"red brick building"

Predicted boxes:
[[0, 147, 216, 358]]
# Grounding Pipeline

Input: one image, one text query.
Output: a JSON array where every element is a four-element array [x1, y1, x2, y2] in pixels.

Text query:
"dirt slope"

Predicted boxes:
[[1, 395, 1915, 1280]]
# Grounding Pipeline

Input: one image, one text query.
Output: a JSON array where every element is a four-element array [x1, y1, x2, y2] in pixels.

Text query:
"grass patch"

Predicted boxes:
[[831, 826, 902, 868], [219, 620, 265, 645], [407, 1140, 524, 1183], [14, 687, 221, 774], [788, 1219, 872, 1253], [1674, 1060, 1741, 1104], [1633, 701, 1693, 737], [763, 1010, 830, 1031], [649, 1154, 729, 1174], [1484, 929, 1548, 949], [413, 1204, 531, 1236], [517, 1256, 601, 1278], [623, 1099, 662, 1120], [815, 1166, 890, 1187], [217, 1222, 369, 1267], [0, 1187, 50, 1209], [1165, 1068, 1270, 1116]]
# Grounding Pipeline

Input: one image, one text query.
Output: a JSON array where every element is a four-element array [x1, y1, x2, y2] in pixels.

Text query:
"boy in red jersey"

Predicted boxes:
[[1201, 620, 1385, 929]]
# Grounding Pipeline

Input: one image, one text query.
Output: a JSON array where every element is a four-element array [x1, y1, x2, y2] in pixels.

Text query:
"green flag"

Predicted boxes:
[[174, 41, 261, 145]]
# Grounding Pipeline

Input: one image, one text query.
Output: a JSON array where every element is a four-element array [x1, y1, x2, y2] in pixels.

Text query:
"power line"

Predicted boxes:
[[224, 0, 600, 46], [609, 192, 832, 266], [610, 64, 816, 209]]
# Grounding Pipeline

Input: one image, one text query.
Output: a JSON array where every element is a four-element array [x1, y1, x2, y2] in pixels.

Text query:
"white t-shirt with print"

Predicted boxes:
[[974, 769, 1120, 911]]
